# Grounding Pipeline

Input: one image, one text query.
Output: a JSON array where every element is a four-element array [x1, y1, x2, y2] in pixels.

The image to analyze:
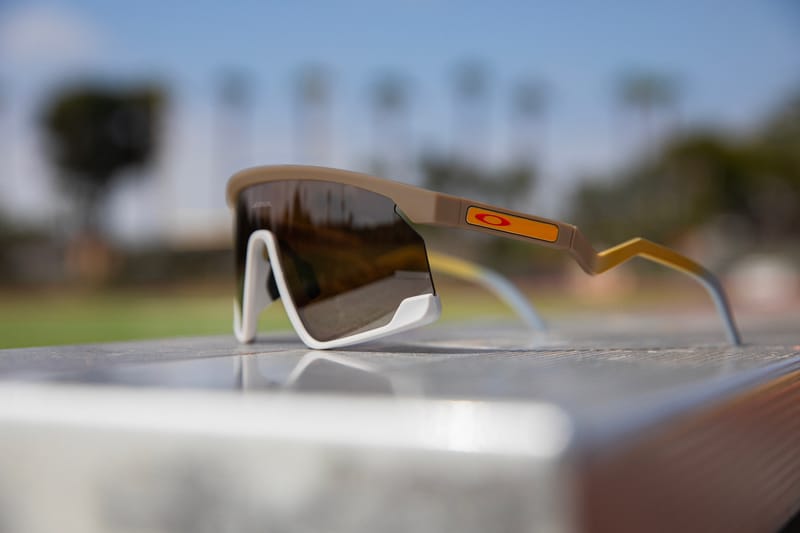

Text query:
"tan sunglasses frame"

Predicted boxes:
[[227, 165, 741, 345]]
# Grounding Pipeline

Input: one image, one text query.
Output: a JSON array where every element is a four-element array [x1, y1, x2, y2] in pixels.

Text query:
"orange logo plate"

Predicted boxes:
[[466, 206, 559, 243]]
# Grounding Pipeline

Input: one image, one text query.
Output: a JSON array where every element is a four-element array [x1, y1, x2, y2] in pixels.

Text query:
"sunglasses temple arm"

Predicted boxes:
[[570, 231, 742, 346], [427, 251, 547, 332]]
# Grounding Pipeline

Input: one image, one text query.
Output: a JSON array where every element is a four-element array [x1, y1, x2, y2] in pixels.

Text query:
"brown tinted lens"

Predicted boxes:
[[236, 180, 434, 341]]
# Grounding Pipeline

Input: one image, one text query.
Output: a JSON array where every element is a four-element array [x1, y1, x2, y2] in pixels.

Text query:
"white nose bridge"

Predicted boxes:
[[233, 231, 277, 344]]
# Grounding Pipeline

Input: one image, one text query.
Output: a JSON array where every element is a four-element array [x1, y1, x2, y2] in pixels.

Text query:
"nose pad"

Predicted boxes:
[[292, 254, 322, 301], [277, 242, 322, 302], [251, 243, 274, 316], [267, 270, 280, 300]]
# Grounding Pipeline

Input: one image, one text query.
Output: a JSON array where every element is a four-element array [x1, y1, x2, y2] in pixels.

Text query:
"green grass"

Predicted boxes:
[[0, 288, 282, 349], [0, 279, 708, 349], [0, 287, 511, 349]]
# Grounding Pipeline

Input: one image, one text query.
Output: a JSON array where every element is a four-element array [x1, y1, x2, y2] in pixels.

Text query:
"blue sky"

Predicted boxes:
[[0, 0, 798, 241]]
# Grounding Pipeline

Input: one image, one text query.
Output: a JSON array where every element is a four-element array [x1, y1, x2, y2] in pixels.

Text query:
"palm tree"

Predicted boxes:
[[509, 77, 548, 167], [294, 65, 332, 165], [369, 72, 410, 178], [40, 83, 165, 281], [0, 79, 6, 184], [617, 71, 680, 156], [452, 60, 491, 166], [214, 69, 254, 202], [41, 83, 165, 235]]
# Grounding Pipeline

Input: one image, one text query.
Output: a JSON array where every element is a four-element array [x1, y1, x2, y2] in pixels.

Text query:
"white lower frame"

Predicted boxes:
[[234, 230, 441, 349]]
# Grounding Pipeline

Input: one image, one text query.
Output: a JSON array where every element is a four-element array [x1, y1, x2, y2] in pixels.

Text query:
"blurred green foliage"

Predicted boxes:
[[571, 91, 800, 246]]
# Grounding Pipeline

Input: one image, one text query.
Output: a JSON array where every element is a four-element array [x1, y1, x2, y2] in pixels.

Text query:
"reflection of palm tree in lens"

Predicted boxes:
[[325, 189, 332, 225], [452, 60, 491, 167], [294, 65, 332, 165], [370, 72, 410, 178]]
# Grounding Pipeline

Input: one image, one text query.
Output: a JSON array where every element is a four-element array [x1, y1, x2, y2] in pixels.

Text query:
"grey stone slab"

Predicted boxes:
[[0, 316, 798, 532]]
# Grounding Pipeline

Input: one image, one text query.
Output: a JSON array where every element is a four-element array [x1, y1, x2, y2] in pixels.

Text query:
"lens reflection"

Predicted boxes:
[[236, 180, 434, 341]]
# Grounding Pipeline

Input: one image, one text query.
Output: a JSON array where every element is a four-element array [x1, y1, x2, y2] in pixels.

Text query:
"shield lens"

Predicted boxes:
[[236, 180, 434, 341]]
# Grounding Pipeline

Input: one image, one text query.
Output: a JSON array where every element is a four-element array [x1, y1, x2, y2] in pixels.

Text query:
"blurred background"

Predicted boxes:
[[0, 0, 798, 347]]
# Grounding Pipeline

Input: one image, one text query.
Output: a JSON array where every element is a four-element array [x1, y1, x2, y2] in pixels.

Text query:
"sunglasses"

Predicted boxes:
[[227, 165, 741, 349]]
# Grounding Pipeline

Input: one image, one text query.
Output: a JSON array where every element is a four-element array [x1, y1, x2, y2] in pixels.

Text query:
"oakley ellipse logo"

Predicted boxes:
[[474, 213, 510, 226], [466, 206, 560, 243]]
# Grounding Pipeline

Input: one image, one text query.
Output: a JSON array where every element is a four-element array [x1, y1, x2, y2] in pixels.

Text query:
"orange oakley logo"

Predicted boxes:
[[466, 207, 559, 243]]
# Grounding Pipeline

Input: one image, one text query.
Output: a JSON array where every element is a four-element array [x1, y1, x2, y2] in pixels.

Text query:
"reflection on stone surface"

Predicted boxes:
[[285, 353, 396, 396], [238, 350, 426, 396]]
